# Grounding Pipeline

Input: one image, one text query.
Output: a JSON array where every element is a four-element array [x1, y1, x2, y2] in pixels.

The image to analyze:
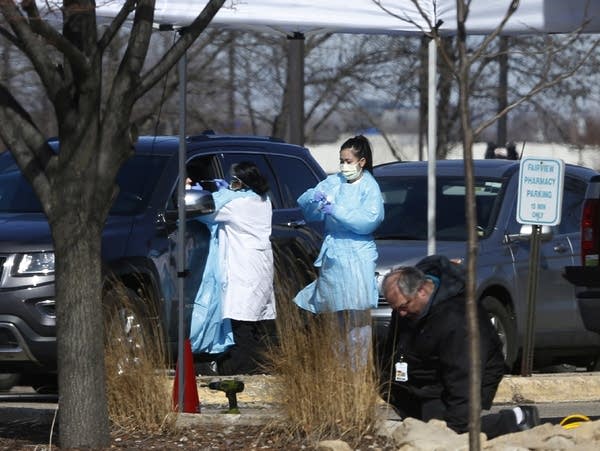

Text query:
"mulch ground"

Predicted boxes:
[[0, 420, 397, 450]]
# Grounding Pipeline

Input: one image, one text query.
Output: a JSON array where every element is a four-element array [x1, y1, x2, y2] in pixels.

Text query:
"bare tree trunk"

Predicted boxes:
[[227, 31, 236, 133], [272, 39, 289, 139], [418, 35, 428, 161], [53, 207, 108, 446], [497, 36, 509, 146], [437, 37, 454, 159], [455, 2, 481, 449]]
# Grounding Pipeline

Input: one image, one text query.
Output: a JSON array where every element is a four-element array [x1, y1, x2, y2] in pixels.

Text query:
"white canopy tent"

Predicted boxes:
[[92, 0, 600, 35]]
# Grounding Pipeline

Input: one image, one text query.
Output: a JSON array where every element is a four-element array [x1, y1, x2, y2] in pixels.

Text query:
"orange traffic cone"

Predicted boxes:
[[172, 338, 201, 413]]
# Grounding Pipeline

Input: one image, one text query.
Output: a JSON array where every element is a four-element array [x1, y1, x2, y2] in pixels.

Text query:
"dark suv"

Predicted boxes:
[[0, 132, 326, 390], [372, 159, 600, 371]]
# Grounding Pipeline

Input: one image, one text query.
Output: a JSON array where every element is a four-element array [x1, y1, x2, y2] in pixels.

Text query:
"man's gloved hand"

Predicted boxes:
[[321, 203, 334, 215], [313, 191, 327, 203], [214, 178, 229, 190]]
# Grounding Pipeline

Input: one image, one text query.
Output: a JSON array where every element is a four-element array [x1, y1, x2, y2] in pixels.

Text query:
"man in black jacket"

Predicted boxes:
[[379, 255, 540, 439]]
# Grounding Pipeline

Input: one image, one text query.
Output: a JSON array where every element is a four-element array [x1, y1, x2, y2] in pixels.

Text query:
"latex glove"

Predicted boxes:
[[313, 190, 327, 203], [321, 203, 334, 215], [214, 178, 229, 190], [186, 178, 203, 191]]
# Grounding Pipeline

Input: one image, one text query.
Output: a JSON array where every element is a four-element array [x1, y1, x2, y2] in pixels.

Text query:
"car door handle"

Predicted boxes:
[[553, 243, 568, 253], [285, 219, 306, 228]]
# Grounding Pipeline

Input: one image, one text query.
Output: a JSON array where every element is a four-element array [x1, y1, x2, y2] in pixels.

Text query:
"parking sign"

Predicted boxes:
[[516, 157, 564, 226]]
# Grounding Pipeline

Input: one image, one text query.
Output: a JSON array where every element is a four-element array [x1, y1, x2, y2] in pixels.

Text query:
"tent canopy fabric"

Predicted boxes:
[[86, 0, 600, 36]]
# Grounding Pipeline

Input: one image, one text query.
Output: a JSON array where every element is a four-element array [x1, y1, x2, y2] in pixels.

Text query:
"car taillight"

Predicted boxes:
[[581, 198, 600, 266]]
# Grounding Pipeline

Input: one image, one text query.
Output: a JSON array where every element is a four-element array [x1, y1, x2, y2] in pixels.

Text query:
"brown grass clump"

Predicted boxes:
[[103, 282, 175, 433], [267, 262, 381, 445]]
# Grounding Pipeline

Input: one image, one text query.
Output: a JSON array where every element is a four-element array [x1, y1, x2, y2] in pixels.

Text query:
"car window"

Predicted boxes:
[[375, 175, 504, 241], [168, 154, 221, 210], [187, 155, 221, 190], [0, 152, 169, 215], [220, 153, 282, 209], [267, 154, 321, 208], [113, 155, 171, 214], [0, 154, 42, 213]]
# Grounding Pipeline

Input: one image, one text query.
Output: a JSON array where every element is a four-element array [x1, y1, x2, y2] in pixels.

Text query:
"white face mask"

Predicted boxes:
[[340, 162, 362, 181]]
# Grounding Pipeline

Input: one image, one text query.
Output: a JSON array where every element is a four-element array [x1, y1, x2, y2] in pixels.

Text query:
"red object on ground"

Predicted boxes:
[[172, 338, 201, 413]]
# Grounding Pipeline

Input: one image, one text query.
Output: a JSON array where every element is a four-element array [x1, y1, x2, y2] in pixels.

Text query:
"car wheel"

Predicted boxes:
[[481, 296, 518, 371], [103, 286, 156, 373], [587, 357, 600, 372], [0, 373, 20, 392], [31, 375, 58, 394]]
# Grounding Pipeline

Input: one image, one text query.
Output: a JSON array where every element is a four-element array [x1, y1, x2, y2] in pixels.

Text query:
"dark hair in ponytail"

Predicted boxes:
[[340, 134, 374, 172], [230, 161, 270, 196]]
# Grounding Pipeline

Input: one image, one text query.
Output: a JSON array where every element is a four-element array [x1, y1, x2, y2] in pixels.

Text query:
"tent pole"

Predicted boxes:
[[176, 50, 188, 413], [287, 32, 305, 145], [427, 38, 437, 256]]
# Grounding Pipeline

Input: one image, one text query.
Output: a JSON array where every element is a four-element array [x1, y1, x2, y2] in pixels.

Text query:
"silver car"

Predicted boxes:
[[372, 159, 600, 371]]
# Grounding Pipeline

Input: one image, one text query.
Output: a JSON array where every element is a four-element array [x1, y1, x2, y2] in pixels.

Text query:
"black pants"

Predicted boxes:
[[217, 319, 276, 375], [389, 393, 520, 439], [481, 409, 521, 439]]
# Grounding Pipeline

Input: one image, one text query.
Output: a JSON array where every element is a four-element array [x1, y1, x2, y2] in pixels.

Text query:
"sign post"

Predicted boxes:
[[516, 157, 564, 376]]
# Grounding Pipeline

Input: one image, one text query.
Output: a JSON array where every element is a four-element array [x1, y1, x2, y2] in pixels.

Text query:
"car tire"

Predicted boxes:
[[0, 373, 20, 392], [103, 285, 163, 371], [31, 375, 58, 394], [481, 296, 518, 371]]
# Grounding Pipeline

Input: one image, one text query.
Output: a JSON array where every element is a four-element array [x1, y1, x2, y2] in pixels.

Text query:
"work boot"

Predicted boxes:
[[516, 405, 541, 431]]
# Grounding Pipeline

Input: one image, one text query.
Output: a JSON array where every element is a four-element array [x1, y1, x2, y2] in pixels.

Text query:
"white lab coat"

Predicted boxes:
[[213, 192, 276, 321], [189, 188, 275, 354]]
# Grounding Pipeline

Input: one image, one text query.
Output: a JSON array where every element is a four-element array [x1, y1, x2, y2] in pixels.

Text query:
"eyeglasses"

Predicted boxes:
[[229, 176, 244, 190]]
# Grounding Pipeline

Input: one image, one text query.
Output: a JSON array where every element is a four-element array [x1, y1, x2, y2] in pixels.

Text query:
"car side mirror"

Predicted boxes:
[[164, 189, 215, 222], [184, 189, 215, 217], [504, 224, 553, 243]]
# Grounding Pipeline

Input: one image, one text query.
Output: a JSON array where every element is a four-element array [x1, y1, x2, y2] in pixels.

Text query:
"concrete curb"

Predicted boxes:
[[192, 373, 600, 407], [494, 372, 600, 404], [176, 410, 284, 428]]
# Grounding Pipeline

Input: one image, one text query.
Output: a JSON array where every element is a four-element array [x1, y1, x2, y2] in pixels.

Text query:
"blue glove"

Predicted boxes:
[[321, 203, 334, 215], [186, 178, 204, 191], [313, 191, 327, 203], [214, 178, 229, 190]]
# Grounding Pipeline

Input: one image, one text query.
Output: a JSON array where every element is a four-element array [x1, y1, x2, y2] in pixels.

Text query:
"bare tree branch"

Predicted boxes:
[[0, 24, 21, 47], [0, 0, 63, 98], [0, 83, 54, 209], [372, 0, 433, 35], [474, 38, 600, 136], [21, 0, 90, 76], [135, 0, 226, 98], [98, 0, 137, 51]]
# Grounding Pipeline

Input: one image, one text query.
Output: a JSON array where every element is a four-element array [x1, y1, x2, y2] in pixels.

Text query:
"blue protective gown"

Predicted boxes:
[[189, 188, 258, 354], [293, 170, 384, 313]]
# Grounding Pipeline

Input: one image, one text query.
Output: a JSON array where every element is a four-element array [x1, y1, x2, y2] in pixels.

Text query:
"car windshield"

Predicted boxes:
[[375, 175, 505, 241], [0, 151, 169, 215]]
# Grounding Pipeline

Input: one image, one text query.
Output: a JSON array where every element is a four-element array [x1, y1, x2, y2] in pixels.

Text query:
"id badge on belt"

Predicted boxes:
[[395, 357, 408, 382]]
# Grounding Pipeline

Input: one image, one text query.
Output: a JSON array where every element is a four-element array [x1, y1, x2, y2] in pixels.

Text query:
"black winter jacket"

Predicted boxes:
[[379, 255, 505, 433]]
